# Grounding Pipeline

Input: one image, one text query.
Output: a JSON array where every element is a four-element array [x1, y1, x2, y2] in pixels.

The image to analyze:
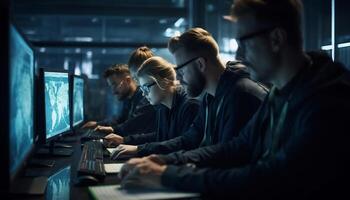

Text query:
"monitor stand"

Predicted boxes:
[[56, 130, 78, 143], [36, 140, 73, 157], [10, 176, 48, 195], [57, 135, 77, 143], [43, 142, 72, 148], [28, 158, 55, 168]]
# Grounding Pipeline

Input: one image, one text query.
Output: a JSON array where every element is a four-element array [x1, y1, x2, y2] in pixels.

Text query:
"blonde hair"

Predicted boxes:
[[137, 56, 178, 90], [168, 27, 219, 60]]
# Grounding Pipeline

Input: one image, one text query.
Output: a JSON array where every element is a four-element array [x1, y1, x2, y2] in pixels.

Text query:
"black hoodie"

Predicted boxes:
[[98, 87, 157, 136], [122, 87, 200, 146], [160, 52, 350, 199], [135, 62, 267, 157]]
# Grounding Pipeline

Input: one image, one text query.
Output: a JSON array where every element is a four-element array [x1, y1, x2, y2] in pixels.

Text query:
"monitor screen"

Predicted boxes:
[[73, 77, 84, 127], [9, 25, 34, 175], [44, 71, 70, 139], [46, 166, 71, 200]]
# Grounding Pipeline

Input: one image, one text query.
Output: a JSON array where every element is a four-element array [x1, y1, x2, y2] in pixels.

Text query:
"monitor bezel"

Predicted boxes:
[[38, 68, 72, 144], [70, 74, 85, 129]]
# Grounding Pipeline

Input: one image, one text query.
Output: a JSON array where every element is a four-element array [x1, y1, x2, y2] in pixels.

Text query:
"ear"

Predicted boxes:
[[196, 57, 207, 73], [269, 28, 286, 52]]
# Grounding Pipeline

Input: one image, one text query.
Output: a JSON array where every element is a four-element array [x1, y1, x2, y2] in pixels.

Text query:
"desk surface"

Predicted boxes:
[[10, 133, 124, 200], [10, 133, 203, 200]]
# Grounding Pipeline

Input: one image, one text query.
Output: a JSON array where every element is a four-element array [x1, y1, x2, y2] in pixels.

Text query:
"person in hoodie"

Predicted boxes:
[[118, 0, 350, 199], [82, 64, 157, 136], [83, 47, 156, 136], [108, 27, 267, 159], [104, 56, 200, 159]]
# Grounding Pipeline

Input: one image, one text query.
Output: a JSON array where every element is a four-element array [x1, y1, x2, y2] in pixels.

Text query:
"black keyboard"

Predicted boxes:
[[80, 129, 106, 142], [77, 140, 106, 180]]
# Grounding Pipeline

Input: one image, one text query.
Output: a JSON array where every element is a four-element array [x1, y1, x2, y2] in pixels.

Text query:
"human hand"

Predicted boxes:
[[111, 144, 137, 160], [94, 125, 114, 134], [81, 121, 97, 129], [104, 133, 124, 146], [119, 158, 167, 189]]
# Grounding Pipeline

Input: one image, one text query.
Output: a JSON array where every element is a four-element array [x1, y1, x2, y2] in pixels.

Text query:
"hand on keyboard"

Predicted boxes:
[[104, 133, 124, 146], [119, 155, 166, 180], [94, 125, 114, 134], [82, 121, 98, 129], [110, 144, 137, 160], [119, 157, 167, 190]]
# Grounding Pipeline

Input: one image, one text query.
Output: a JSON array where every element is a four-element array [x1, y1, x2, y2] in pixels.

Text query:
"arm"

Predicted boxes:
[[136, 100, 206, 156], [112, 104, 157, 136], [123, 132, 157, 145], [159, 109, 260, 167], [161, 99, 350, 198]]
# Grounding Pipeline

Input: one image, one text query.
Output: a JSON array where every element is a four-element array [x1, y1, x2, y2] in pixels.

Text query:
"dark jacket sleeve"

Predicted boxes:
[[159, 82, 265, 165], [159, 109, 260, 167], [161, 99, 350, 198], [112, 103, 157, 136], [136, 100, 205, 157], [220, 79, 265, 141], [123, 132, 157, 145], [96, 116, 119, 126]]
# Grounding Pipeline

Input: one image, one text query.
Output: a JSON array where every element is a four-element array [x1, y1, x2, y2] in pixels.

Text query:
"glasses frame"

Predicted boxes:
[[237, 26, 277, 52], [174, 57, 200, 73], [140, 81, 156, 96]]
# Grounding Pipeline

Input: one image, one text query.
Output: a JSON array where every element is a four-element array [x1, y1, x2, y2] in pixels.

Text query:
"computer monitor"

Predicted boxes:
[[36, 69, 73, 157], [42, 70, 71, 141], [46, 166, 71, 200], [72, 76, 84, 127], [9, 24, 35, 181]]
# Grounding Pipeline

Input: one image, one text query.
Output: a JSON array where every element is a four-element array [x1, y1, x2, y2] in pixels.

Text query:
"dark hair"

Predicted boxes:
[[168, 27, 219, 60], [103, 64, 130, 79], [231, 0, 303, 48], [128, 46, 154, 73]]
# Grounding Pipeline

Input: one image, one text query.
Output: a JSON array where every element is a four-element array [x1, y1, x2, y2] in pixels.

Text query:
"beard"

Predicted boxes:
[[115, 92, 128, 101], [115, 87, 132, 101], [185, 69, 206, 98]]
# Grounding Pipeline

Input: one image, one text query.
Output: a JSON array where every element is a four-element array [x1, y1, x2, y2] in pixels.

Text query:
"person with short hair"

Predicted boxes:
[[82, 64, 157, 136]]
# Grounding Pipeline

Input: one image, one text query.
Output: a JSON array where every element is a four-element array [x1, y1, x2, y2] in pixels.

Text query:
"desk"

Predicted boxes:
[[10, 134, 203, 200], [10, 134, 123, 200]]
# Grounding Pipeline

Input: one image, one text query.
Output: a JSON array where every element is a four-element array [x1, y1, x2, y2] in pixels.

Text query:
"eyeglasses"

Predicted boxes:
[[237, 26, 277, 52], [174, 57, 200, 74], [140, 82, 156, 96], [237, 26, 277, 43]]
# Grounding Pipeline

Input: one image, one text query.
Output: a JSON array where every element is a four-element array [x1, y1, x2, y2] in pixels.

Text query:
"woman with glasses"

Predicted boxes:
[[104, 56, 200, 160]]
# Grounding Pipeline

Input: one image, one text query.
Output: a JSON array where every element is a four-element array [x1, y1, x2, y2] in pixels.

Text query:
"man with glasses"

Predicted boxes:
[[119, 0, 350, 198], [82, 64, 156, 136], [112, 27, 267, 160]]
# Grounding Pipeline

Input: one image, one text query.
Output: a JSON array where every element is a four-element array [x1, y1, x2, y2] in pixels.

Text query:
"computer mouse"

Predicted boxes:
[[75, 175, 99, 186]]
